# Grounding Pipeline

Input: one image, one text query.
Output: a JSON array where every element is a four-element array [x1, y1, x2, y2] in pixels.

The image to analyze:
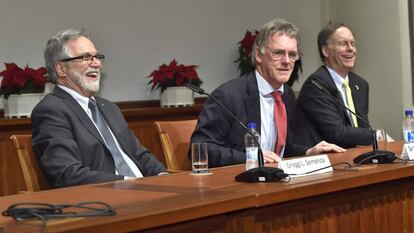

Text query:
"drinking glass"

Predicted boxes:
[[376, 129, 387, 150], [191, 142, 209, 175]]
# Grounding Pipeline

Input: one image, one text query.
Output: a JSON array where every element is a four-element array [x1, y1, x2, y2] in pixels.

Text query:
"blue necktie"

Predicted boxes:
[[88, 98, 135, 177]]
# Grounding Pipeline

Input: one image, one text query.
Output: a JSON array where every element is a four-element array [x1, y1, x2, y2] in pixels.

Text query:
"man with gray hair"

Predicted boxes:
[[190, 18, 345, 168], [32, 29, 167, 188]]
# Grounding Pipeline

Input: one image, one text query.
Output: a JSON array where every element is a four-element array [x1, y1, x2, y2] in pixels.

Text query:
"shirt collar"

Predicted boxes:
[[57, 85, 94, 110], [255, 70, 284, 97], [325, 65, 349, 90]]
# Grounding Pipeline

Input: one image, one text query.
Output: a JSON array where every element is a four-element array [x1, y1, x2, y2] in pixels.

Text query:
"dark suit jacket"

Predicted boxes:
[[32, 87, 166, 188], [294, 66, 372, 148], [190, 72, 309, 168]]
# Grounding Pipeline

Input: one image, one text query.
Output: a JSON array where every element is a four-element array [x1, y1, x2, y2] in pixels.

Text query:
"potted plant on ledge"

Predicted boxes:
[[0, 63, 48, 118], [147, 59, 202, 107]]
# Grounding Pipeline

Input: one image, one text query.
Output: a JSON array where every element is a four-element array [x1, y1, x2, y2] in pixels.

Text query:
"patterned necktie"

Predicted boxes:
[[342, 80, 358, 127], [271, 92, 287, 155], [88, 98, 135, 176]]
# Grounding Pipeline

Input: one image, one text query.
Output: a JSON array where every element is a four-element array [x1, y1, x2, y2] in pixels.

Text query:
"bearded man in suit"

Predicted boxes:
[[295, 22, 372, 148], [32, 29, 167, 188]]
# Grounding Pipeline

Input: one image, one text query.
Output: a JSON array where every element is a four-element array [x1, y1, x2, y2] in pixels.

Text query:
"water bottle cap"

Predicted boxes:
[[405, 110, 413, 116], [247, 122, 256, 129]]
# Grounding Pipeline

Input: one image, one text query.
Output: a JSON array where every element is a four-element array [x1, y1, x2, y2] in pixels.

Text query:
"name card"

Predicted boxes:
[[402, 142, 414, 160], [279, 154, 332, 178]]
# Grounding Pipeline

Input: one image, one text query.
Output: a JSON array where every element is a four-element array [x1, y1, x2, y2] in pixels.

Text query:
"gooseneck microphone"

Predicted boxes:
[[185, 83, 264, 167], [310, 80, 396, 164], [185, 83, 288, 182]]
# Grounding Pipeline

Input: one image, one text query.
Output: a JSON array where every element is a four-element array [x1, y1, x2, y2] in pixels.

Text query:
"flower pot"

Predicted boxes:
[[160, 86, 194, 107], [44, 82, 55, 94], [4, 93, 46, 118]]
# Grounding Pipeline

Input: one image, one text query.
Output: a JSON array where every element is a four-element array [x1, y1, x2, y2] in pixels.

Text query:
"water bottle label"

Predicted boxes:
[[246, 147, 258, 160], [403, 130, 414, 143]]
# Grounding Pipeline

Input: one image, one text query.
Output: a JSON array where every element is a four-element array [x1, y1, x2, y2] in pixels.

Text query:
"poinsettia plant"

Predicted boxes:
[[0, 63, 47, 99], [147, 59, 202, 93], [235, 30, 303, 86], [235, 30, 258, 77]]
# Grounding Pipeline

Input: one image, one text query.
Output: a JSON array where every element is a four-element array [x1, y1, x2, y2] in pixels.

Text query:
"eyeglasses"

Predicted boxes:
[[60, 54, 105, 63], [265, 47, 300, 61]]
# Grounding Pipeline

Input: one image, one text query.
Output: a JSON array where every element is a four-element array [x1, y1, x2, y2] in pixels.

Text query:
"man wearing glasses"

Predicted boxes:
[[190, 18, 344, 168], [31, 29, 167, 188], [295, 23, 372, 148]]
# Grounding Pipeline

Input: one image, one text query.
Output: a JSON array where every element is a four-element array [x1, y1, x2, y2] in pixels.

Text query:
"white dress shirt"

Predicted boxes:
[[325, 66, 354, 123], [325, 66, 351, 109], [255, 71, 286, 157]]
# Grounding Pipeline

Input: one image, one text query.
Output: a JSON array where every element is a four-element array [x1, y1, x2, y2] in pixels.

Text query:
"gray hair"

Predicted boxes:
[[251, 18, 300, 65], [44, 28, 89, 83]]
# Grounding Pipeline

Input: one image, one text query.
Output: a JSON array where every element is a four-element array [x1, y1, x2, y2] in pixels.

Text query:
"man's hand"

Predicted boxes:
[[262, 151, 282, 163], [306, 140, 346, 155]]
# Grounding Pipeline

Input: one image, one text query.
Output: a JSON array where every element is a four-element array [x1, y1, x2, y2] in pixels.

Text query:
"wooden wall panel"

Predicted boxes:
[[139, 177, 414, 233], [0, 120, 31, 197]]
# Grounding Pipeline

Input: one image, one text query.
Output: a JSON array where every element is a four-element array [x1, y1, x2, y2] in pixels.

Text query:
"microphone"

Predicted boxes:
[[185, 83, 288, 182], [310, 80, 396, 164]]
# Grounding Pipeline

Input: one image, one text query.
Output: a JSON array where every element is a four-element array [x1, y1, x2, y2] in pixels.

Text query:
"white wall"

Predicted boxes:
[[2, 0, 410, 140], [0, 0, 321, 103], [323, 0, 410, 139]]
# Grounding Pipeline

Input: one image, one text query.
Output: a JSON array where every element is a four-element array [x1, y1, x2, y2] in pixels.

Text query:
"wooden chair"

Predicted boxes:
[[10, 135, 49, 192], [154, 120, 197, 171]]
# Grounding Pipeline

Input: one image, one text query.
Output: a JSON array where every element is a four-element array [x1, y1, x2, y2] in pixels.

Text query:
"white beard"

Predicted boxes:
[[69, 69, 100, 94]]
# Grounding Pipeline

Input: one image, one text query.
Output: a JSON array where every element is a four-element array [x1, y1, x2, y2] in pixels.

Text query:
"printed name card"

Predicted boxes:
[[402, 143, 414, 160], [279, 154, 332, 178]]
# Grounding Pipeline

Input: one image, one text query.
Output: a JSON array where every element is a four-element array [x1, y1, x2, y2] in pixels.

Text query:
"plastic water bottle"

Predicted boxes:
[[245, 122, 260, 170], [402, 110, 414, 143]]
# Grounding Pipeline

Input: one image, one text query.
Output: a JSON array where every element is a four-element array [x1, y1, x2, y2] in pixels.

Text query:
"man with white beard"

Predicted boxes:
[[32, 29, 167, 188]]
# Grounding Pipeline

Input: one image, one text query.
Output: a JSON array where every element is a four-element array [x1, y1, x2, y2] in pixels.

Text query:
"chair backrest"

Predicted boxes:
[[10, 135, 49, 192], [154, 120, 197, 171]]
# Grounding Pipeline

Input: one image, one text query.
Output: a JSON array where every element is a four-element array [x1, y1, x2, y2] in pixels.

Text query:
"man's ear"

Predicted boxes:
[[55, 62, 66, 77], [322, 46, 329, 58], [254, 47, 262, 64]]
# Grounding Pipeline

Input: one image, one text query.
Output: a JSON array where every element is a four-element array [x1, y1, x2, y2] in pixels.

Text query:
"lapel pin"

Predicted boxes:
[[355, 85, 359, 90]]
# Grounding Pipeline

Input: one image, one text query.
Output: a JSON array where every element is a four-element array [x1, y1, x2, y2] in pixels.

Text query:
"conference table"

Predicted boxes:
[[0, 142, 413, 233]]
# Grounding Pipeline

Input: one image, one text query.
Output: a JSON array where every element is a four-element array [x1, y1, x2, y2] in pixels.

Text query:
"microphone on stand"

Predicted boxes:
[[185, 83, 288, 182], [310, 80, 396, 164]]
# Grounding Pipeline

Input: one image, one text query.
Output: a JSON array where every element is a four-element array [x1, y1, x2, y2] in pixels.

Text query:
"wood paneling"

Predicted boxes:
[[0, 119, 32, 197], [0, 98, 205, 196]]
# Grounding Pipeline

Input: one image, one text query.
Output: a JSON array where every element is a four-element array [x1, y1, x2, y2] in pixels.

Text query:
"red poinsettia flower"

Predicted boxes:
[[235, 30, 258, 77], [238, 30, 258, 57], [147, 59, 202, 93], [24, 66, 47, 87], [0, 63, 26, 89], [0, 63, 47, 99]]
